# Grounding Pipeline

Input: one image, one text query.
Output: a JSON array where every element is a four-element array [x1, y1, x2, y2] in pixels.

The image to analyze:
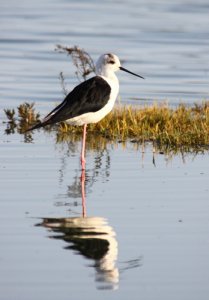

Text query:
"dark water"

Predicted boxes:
[[1, 1, 209, 300]]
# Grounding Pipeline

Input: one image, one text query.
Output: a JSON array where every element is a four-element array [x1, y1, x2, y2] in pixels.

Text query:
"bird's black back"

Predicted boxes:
[[42, 76, 111, 126]]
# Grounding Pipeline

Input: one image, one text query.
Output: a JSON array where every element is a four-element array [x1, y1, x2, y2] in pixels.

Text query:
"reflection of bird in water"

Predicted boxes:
[[27, 53, 144, 169], [38, 216, 119, 290]]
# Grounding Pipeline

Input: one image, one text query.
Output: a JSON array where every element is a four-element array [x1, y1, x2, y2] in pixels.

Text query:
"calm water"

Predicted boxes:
[[1, 1, 209, 299], [0, 132, 209, 300]]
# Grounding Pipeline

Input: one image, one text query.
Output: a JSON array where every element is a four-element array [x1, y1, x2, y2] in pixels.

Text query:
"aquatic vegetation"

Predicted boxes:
[[56, 102, 209, 151], [3, 101, 209, 153], [3, 102, 40, 142], [4, 102, 40, 131]]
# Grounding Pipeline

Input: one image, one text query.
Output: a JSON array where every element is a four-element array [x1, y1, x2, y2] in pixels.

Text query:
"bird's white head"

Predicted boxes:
[[96, 53, 144, 80], [96, 53, 121, 77]]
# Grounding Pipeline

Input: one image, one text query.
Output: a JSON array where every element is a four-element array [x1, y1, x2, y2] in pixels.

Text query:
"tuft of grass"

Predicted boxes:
[[3, 101, 209, 152], [3, 102, 40, 142], [4, 101, 209, 150], [54, 102, 209, 151]]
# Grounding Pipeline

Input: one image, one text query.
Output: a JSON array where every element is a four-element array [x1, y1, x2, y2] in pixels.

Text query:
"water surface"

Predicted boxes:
[[1, 1, 209, 299], [0, 130, 209, 299]]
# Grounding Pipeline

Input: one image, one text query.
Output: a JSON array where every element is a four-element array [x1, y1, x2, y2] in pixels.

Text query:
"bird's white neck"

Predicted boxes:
[[96, 66, 118, 82], [98, 73, 119, 93], [99, 73, 119, 93], [96, 62, 119, 98]]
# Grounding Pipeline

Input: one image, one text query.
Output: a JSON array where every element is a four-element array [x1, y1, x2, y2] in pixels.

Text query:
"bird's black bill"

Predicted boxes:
[[119, 66, 144, 79]]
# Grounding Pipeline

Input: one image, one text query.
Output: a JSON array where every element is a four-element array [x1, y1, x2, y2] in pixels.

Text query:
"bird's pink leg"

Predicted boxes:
[[80, 168, 86, 218], [81, 124, 87, 170]]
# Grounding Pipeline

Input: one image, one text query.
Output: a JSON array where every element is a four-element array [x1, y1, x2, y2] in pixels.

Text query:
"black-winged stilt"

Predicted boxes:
[[28, 53, 144, 169]]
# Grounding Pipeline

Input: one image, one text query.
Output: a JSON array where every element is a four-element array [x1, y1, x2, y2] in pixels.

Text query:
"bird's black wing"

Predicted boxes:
[[30, 76, 111, 130]]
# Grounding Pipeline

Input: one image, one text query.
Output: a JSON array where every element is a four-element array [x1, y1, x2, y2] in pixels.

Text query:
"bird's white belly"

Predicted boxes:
[[66, 99, 115, 126], [67, 76, 119, 126]]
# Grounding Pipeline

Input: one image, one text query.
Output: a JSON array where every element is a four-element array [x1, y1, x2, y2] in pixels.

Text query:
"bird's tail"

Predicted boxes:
[[25, 120, 49, 132]]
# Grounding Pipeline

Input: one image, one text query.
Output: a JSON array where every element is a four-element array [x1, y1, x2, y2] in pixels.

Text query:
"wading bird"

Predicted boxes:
[[28, 53, 144, 169]]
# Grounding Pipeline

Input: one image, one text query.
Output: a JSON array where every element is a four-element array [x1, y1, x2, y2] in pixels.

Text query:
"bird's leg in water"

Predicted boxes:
[[81, 124, 87, 170], [80, 168, 86, 217]]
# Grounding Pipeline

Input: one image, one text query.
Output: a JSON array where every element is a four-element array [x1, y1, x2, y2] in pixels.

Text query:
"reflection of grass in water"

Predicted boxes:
[[3, 101, 209, 153]]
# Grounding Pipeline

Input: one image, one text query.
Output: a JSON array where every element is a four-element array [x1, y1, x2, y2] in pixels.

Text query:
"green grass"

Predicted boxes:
[[3, 101, 209, 152]]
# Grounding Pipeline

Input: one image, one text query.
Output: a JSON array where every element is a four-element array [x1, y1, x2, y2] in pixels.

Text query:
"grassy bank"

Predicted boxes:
[[3, 101, 209, 151]]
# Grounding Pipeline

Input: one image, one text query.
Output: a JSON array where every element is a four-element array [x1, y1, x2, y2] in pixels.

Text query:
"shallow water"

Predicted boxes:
[[0, 130, 209, 300], [1, 1, 209, 299]]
